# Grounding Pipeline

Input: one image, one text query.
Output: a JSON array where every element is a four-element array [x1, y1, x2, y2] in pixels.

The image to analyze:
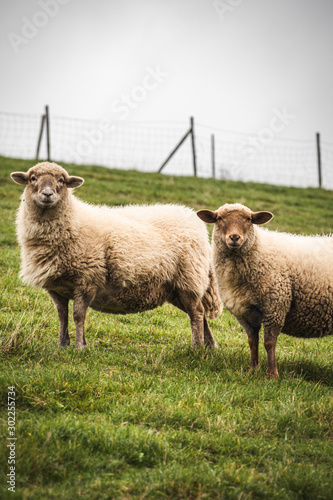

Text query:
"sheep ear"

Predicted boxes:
[[66, 176, 84, 188], [197, 210, 218, 224], [11, 172, 29, 185], [251, 211, 274, 225]]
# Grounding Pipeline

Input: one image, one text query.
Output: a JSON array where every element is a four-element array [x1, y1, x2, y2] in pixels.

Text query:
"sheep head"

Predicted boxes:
[[197, 203, 273, 251], [11, 162, 84, 210]]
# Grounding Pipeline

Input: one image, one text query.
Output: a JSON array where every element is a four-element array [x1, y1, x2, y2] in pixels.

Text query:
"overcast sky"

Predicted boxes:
[[1, 0, 333, 141]]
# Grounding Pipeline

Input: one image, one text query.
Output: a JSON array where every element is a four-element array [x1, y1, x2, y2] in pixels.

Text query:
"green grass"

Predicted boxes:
[[1, 155, 333, 499]]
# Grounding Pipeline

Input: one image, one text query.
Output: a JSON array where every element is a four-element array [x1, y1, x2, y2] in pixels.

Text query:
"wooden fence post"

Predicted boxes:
[[45, 105, 51, 161], [158, 117, 197, 176], [36, 114, 46, 160], [158, 128, 192, 174], [316, 132, 322, 188], [211, 134, 215, 178], [190, 116, 197, 176]]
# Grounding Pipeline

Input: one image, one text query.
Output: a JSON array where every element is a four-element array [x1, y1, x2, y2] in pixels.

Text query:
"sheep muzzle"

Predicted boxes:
[[39, 186, 55, 205], [226, 233, 244, 249]]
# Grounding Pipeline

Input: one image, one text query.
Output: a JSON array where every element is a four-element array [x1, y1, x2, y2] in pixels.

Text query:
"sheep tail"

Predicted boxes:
[[202, 268, 223, 319]]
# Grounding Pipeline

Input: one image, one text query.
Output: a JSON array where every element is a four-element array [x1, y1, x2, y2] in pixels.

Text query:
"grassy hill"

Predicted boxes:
[[0, 155, 333, 499]]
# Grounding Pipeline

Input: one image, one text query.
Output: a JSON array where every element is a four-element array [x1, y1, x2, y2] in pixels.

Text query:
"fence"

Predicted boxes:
[[1, 108, 333, 189]]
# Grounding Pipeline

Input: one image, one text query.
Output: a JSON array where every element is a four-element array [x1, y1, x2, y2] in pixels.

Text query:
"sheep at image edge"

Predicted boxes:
[[197, 203, 333, 378], [11, 162, 222, 349]]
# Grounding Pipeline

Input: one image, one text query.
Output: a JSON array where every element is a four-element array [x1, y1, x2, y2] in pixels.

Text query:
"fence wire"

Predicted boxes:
[[0, 111, 332, 189]]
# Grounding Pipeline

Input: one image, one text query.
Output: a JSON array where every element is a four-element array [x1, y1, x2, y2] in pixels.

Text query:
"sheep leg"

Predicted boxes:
[[48, 291, 70, 347], [168, 293, 218, 349], [169, 293, 207, 348], [73, 292, 94, 349], [263, 326, 280, 379], [248, 329, 260, 369], [188, 302, 205, 348], [203, 317, 218, 349], [247, 327, 260, 368], [237, 318, 260, 369], [181, 295, 205, 348]]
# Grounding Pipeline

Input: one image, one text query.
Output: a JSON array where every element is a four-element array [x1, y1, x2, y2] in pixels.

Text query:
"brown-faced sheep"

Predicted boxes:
[[11, 162, 222, 349], [197, 203, 333, 378]]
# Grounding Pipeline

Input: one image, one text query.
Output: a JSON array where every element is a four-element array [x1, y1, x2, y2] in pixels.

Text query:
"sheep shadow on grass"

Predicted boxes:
[[278, 359, 333, 386], [161, 344, 333, 385], [161, 343, 256, 377]]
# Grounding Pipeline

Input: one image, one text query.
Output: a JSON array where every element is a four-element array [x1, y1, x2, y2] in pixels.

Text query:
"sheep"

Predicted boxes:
[[197, 203, 333, 378], [11, 162, 222, 350]]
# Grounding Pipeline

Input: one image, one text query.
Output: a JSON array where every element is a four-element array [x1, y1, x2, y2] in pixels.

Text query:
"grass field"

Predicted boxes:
[[1, 155, 333, 500]]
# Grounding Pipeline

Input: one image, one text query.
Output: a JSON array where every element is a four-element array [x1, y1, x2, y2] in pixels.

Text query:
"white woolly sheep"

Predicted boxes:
[[11, 162, 222, 349], [197, 203, 333, 378]]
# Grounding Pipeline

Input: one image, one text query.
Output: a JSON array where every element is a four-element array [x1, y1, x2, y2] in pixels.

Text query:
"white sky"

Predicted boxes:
[[1, 0, 333, 141]]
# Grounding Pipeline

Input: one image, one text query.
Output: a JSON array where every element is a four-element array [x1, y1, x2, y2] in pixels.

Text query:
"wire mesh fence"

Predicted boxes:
[[0, 111, 46, 160], [0, 110, 332, 189]]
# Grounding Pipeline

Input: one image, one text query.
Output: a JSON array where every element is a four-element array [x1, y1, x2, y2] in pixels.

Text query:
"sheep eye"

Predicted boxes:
[[30, 176, 37, 182], [58, 178, 64, 185], [217, 216, 222, 221]]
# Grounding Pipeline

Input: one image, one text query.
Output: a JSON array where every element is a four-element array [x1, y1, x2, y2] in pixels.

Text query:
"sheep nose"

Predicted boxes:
[[230, 234, 240, 242], [42, 188, 53, 197]]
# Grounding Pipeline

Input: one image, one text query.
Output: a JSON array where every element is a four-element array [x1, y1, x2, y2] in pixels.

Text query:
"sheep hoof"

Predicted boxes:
[[58, 338, 70, 347], [75, 343, 87, 350]]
